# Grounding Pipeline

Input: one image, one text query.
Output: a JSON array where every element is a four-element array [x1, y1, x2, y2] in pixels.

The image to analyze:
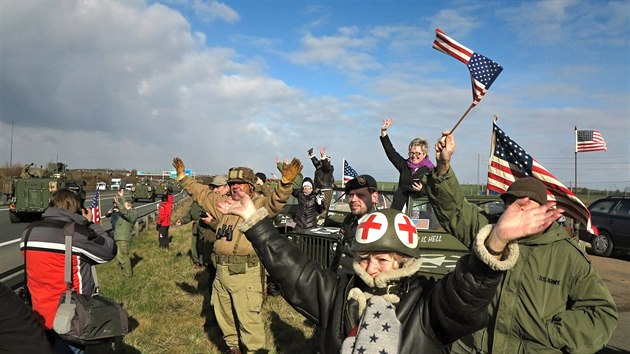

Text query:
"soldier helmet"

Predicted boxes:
[[350, 208, 420, 258], [501, 177, 548, 206], [227, 167, 256, 187]]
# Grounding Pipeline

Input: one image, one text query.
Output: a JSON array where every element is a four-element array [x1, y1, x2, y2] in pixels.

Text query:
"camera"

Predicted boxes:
[[199, 210, 209, 218]]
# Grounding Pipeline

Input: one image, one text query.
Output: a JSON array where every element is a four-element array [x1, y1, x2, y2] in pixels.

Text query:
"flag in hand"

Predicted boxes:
[[487, 122, 596, 235], [89, 190, 100, 224], [433, 28, 503, 107], [576, 129, 607, 153], [343, 160, 359, 184]]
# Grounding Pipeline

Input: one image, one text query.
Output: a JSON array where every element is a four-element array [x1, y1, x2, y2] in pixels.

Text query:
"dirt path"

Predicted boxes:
[[589, 253, 630, 311]]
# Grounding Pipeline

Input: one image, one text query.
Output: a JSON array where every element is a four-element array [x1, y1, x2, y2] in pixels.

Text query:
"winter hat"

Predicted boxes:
[[302, 177, 314, 188]]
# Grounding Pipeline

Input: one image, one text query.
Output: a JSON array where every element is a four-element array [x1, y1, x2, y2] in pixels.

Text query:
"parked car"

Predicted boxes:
[[579, 196, 630, 257]]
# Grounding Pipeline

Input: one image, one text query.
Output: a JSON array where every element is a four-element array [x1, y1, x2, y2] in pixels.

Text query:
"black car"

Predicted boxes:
[[579, 196, 630, 257]]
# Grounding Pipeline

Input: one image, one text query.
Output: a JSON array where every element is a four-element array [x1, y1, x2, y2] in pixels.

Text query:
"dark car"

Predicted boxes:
[[579, 196, 630, 257]]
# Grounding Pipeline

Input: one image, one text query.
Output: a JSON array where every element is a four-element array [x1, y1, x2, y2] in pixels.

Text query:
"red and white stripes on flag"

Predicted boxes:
[[89, 190, 100, 224], [488, 123, 596, 235], [576, 129, 607, 153], [432, 28, 503, 107]]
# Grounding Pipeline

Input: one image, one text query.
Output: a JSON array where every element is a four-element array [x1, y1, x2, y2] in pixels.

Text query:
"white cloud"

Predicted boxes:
[[192, 0, 240, 24]]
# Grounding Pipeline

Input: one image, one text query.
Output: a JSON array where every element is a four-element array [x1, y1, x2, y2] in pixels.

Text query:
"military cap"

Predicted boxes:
[[344, 174, 377, 193], [501, 177, 548, 206], [351, 208, 420, 258], [227, 167, 256, 187], [211, 175, 228, 187]]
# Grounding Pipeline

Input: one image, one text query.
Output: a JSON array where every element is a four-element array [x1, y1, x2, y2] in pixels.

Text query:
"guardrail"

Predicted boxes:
[[1, 196, 187, 290]]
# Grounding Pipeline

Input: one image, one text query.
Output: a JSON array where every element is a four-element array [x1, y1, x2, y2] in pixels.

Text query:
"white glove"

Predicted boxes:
[[316, 193, 323, 205]]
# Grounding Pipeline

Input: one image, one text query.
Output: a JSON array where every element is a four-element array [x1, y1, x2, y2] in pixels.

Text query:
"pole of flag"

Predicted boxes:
[[574, 126, 578, 193], [448, 103, 475, 135], [341, 158, 346, 188]]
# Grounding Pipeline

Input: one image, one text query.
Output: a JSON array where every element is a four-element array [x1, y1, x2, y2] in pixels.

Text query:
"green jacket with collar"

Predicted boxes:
[[113, 195, 138, 242], [425, 167, 618, 354]]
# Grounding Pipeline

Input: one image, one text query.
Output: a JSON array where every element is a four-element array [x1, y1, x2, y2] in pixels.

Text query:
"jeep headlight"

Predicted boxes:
[[49, 181, 58, 192]]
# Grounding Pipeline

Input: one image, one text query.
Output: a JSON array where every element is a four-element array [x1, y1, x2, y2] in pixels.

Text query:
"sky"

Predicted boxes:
[[0, 0, 628, 191]]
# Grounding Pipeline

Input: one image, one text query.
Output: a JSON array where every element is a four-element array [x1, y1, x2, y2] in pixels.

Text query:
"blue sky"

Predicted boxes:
[[0, 0, 628, 190]]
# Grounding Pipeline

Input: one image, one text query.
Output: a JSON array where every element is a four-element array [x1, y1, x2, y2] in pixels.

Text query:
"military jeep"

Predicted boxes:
[[284, 187, 503, 279]]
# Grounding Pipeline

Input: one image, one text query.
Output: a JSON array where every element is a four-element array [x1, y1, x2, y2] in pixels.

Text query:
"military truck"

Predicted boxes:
[[154, 181, 168, 197], [131, 182, 156, 202], [0, 162, 74, 223], [283, 187, 504, 280]]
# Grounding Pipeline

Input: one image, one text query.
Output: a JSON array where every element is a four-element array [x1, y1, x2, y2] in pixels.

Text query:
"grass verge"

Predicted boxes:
[[97, 198, 317, 353]]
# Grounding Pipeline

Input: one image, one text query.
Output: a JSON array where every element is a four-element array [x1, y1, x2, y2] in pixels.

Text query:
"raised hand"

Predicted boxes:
[[281, 158, 303, 184], [487, 199, 564, 253], [217, 191, 257, 220], [172, 157, 186, 181]]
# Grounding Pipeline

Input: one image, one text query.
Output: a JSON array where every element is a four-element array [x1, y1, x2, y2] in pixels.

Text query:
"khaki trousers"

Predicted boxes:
[[211, 262, 265, 352]]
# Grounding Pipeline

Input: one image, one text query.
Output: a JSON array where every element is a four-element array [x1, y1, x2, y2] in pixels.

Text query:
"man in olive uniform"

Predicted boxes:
[[113, 189, 138, 278], [330, 175, 379, 273], [172, 157, 301, 354], [176, 175, 229, 271]]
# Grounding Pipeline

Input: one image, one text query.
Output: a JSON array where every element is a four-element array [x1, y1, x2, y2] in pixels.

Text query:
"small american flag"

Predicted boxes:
[[576, 130, 607, 153], [343, 159, 359, 184], [89, 190, 100, 224], [433, 28, 503, 107], [488, 123, 596, 235]]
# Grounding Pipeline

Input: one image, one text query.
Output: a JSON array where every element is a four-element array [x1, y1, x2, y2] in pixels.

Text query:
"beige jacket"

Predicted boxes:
[[180, 177, 291, 256]]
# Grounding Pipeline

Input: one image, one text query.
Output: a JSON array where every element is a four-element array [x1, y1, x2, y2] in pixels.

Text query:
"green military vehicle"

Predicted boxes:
[[283, 187, 504, 279], [154, 181, 168, 197], [131, 181, 156, 202], [0, 162, 74, 223]]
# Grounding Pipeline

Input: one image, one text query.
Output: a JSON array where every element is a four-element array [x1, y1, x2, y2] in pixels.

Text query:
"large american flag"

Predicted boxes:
[[576, 129, 607, 153], [432, 28, 503, 107], [488, 122, 596, 234], [89, 190, 100, 224], [343, 159, 359, 184]]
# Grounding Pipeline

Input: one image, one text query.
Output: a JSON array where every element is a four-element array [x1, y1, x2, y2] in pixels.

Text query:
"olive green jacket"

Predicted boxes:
[[426, 168, 618, 354], [180, 176, 292, 256], [113, 195, 138, 242], [179, 201, 216, 240]]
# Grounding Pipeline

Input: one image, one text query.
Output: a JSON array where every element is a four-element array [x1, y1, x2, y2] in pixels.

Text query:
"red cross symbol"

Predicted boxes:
[[359, 214, 383, 240], [397, 216, 416, 244]]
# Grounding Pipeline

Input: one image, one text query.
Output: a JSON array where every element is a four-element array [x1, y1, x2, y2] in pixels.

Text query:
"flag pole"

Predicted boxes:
[[447, 103, 475, 135], [486, 115, 499, 196], [574, 126, 578, 193], [341, 158, 346, 188]]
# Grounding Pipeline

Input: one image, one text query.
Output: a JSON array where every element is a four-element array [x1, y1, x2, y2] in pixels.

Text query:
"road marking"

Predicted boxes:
[[0, 238, 21, 248]]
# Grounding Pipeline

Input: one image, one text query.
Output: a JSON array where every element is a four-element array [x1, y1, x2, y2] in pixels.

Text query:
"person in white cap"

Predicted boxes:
[[292, 176, 324, 230], [218, 184, 563, 354]]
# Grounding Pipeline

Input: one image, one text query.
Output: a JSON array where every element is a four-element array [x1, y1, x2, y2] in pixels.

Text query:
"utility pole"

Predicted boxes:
[[10, 121, 14, 166]]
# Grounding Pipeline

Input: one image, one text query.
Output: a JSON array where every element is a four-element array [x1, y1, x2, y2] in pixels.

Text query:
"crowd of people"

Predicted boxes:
[[2, 122, 619, 354]]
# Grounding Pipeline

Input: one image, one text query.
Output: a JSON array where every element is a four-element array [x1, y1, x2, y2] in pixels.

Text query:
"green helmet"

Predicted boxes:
[[350, 208, 420, 258]]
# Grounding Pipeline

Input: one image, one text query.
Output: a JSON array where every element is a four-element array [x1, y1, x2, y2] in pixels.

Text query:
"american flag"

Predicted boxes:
[[432, 28, 503, 107], [89, 190, 100, 224], [576, 129, 607, 153], [487, 123, 596, 234], [343, 159, 359, 184]]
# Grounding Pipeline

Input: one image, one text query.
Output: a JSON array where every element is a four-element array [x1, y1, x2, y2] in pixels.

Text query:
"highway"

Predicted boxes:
[[0, 190, 186, 289]]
